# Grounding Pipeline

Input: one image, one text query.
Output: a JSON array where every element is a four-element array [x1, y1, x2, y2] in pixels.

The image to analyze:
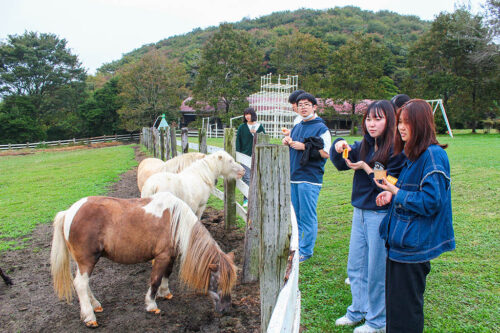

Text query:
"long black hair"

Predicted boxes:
[[359, 100, 396, 167]]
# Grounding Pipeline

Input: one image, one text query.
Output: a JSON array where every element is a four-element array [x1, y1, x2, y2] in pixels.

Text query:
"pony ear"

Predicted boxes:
[[208, 263, 219, 271], [218, 155, 222, 160], [227, 252, 235, 261]]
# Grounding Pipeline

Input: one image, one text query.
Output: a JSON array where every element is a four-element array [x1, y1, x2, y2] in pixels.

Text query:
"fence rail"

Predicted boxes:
[[0, 133, 140, 150], [141, 127, 300, 333]]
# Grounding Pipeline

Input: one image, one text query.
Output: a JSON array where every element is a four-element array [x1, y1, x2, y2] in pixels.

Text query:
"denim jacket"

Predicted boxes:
[[379, 145, 455, 263]]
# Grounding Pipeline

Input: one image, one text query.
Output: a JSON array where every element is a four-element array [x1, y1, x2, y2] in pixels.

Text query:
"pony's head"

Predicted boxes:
[[210, 151, 245, 180], [177, 222, 237, 313], [208, 251, 237, 313]]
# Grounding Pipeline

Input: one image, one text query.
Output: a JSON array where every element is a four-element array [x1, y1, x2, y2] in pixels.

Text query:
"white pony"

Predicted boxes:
[[141, 150, 245, 219], [137, 152, 206, 192]]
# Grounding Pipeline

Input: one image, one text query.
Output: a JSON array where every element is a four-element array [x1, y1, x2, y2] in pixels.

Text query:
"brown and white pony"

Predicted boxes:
[[137, 152, 206, 192], [141, 150, 245, 219], [50, 192, 237, 328]]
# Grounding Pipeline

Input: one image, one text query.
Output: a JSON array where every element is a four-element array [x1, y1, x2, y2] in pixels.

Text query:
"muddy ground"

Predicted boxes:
[[0, 146, 260, 332]]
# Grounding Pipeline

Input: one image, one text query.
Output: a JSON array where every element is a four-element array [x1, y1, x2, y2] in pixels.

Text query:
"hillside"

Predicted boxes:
[[96, 6, 430, 83]]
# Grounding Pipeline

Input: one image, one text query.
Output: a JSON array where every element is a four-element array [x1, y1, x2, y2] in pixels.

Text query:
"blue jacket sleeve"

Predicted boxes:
[[258, 124, 265, 133], [329, 138, 361, 171], [386, 153, 406, 179], [394, 171, 450, 217]]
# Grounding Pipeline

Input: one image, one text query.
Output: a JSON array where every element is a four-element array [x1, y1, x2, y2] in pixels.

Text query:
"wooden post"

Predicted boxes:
[[181, 127, 189, 154], [256, 144, 291, 332], [199, 128, 207, 154], [165, 129, 171, 160], [170, 124, 177, 158], [242, 133, 271, 284], [224, 128, 236, 230], [160, 128, 165, 161]]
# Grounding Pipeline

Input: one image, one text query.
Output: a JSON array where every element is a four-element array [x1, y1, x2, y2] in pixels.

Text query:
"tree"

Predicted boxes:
[[193, 24, 263, 123], [117, 49, 188, 131], [327, 33, 393, 133], [406, 8, 499, 131], [269, 31, 329, 94], [0, 31, 87, 127], [79, 77, 122, 136], [0, 95, 46, 144]]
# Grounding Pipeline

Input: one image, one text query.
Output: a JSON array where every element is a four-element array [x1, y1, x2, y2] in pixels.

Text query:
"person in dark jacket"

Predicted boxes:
[[282, 93, 331, 263], [331, 100, 406, 333], [375, 99, 455, 333], [236, 107, 265, 207]]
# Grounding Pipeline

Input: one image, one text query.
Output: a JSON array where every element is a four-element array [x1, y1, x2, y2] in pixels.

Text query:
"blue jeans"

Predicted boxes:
[[290, 182, 321, 259], [242, 164, 251, 200], [346, 208, 387, 329]]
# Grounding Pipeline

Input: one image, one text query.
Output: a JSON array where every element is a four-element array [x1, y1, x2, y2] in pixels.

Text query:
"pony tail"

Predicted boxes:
[[50, 210, 73, 303]]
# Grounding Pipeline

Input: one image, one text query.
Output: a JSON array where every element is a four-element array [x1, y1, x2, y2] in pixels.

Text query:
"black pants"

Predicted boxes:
[[386, 258, 431, 333]]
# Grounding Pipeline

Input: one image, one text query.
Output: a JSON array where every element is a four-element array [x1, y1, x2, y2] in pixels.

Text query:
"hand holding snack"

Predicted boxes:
[[281, 127, 290, 136], [282, 136, 292, 145], [335, 140, 350, 154]]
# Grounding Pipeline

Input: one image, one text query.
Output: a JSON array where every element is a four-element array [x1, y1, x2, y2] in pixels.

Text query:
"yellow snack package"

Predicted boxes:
[[342, 148, 349, 159], [386, 175, 398, 185]]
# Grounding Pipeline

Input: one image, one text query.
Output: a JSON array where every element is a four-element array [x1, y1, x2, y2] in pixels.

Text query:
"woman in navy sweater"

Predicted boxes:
[[330, 100, 405, 333]]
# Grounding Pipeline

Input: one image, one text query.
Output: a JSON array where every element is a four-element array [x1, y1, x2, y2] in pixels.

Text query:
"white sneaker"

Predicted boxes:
[[335, 315, 359, 326], [345, 277, 350, 285], [353, 323, 386, 333]]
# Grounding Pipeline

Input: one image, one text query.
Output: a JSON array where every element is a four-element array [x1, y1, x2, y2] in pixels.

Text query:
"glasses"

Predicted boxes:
[[298, 103, 313, 108]]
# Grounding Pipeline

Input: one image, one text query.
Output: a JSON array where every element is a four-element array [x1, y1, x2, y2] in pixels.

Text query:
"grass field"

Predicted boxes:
[[0, 145, 136, 252], [1, 134, 499, 331]]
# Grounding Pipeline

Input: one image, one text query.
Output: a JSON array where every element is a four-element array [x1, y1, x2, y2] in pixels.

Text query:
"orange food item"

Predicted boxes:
[[342, 148, 349, 159], [281, 127, 289, 134]]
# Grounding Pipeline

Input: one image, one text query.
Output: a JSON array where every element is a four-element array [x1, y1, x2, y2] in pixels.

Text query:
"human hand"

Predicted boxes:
[[289, 141, 305, 150], [376, 191, 393, 206], [345, 159, 366, 171], [281, 128, 290, 136], [374, 177, 399, 195], [335, 140, 350, 154], [282, 136, 292, 146], [250, 129, 257, 134]]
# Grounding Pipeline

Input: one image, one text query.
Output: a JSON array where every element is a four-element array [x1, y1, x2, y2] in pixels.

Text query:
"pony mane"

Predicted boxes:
[[178, 223, 237, 295], [180, 154, 222, 187], [162, 152, 205, 173]]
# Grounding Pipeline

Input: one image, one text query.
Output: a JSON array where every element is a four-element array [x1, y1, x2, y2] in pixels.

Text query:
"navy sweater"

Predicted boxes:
[[289, 117, 329, 185], [330, 134, 406, 210]]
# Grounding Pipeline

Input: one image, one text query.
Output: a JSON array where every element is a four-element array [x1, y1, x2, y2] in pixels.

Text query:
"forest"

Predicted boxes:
[[0, 3, 498, 143]]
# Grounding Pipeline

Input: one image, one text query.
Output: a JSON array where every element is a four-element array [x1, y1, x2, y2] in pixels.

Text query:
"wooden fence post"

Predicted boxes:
[[160, 128, 165, 161], [224, 128, 236, 230], [256, 144, 291, 332], [242, 133, 271, 284], [181, 128, 189, 154], [199, 128, 207, 154], [165, 128, 171, 160], [170, 124, 177, 158]]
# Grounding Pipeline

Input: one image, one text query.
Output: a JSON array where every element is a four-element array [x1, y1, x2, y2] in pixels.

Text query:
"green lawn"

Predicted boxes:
[[0, 145, 137, 252]]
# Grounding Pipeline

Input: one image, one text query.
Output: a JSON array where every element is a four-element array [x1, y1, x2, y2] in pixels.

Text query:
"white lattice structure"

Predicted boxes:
[[249, 74, 298, 138]]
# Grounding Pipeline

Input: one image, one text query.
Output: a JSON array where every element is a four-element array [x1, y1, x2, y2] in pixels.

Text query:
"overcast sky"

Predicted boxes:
[[1, 0, 487, 74]]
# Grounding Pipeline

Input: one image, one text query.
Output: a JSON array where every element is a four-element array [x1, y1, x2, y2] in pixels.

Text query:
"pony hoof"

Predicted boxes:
[[164, 293, 173, 300], [85, 321, 98, 328], [148, 308, 161, 314], [94, 306, 103, 312]]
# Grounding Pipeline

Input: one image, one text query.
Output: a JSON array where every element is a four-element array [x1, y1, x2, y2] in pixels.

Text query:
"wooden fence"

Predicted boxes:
[[141, 127, 300, 333], [0, 133, 140, 150]]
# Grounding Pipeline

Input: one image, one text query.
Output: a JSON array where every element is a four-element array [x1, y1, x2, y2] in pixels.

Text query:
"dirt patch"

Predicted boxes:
[[0, 146, 260, 332]]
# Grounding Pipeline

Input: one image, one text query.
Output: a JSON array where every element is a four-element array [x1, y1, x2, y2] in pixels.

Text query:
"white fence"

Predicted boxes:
[[0, 133, 140, 150]]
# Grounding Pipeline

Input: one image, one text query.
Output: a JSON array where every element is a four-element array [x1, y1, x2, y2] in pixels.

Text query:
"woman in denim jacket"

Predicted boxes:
[[330, 100, 405, 333], [376, 99, 455, 333]]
